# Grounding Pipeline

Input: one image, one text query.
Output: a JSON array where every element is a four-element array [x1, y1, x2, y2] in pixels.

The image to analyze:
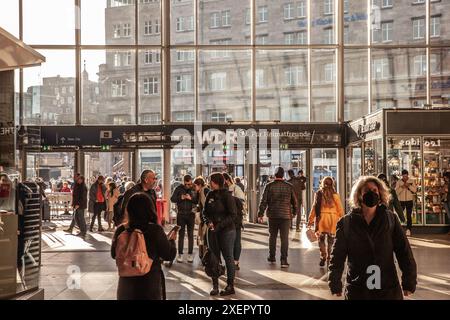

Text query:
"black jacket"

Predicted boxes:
[[121, 183, 157, 217], [72, 183, 87, 210], [328, 205, 417, 300], [202, 189, 237, 233], [111, 223, 176, 300], [170, 184, 198, 214], [258, 179, 299, 220]]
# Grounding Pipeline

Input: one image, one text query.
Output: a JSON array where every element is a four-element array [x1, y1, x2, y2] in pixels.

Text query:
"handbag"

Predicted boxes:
[[306, 228, 318, 242]]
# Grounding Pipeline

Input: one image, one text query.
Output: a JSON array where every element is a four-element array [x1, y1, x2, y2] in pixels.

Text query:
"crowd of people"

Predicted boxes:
[[42, 165, 450, 301]]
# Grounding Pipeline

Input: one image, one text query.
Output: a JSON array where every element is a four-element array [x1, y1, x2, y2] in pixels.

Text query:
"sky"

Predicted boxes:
[[0, 0, 108, 90]]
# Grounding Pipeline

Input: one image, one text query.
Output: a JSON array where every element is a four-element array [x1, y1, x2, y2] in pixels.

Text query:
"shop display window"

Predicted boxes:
[[387, 137, 423, 225], [423, 138, 450, 225], [346, 144, 361, 199]]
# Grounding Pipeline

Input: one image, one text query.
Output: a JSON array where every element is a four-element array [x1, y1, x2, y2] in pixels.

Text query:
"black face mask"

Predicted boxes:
[[362, 190, 380, 208]]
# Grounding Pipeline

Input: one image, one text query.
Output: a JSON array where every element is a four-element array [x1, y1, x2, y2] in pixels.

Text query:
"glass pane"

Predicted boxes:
[[198, 0, 250, 45], [311, 0, 336, 44], [26, 152, 75, 188], [431, 0, 450, 45], [346, 145, 362, 199], [81, 50, 136, 125], [139, 49, 161, 124], [23, 0, 75, 44], [0, 0, 19, 37], [311, 49, 336, 122], [199, 50, 251, 122], [256, 0, 308, 45], [344, 0, 367, 44], [82, 0, 135, 45], [364, 138, 383, 176], [171, 0, 195, 44], [84, 152, 133, 187], [372, 48, 427, 111], [312, 148, 338, 193], [430, 48, 450, 108], [371, 0, 425, 45], [171, 149, 195, 191], [23, 50, 76, 125], [256, 50, 308, 121], [171, 49, 195, 122], [386, 137, 423, 225], [139, 0, 161, 45], [345, 49, 368, 121], [423, 138, 450, 225]]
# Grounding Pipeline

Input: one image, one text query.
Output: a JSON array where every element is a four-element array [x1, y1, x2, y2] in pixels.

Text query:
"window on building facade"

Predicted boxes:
[[173, 111, 195, 122], [210, 72, 227, 91], [176, 74, 193, 93], [324, 63, 336, 82], [298, 31, 307, 44], [155, 19, 160, 34], [187, 16, 195, 31], [256, 35, 268, 45], [210, 12, 220, 28], [382, 0, 393, 8], [413, 18, 425, 39], [113, 24, 121, 38], [245, 8, 251, 25], [111, 0, 134, 7], [382, 22, 393, 42], [258, 6, 268, 23], [285, 66, 304, 86], [324, 28, 334, 44], [144, 77, 159, 95], [222, 10, 231, 27], [145, 21, 152, 35], [431, 16, 441, 37], [123, 23, 132, 37], [211, 111, 228, 122], [284, 32, 295, 45], [344, 0, 349, 13], [112, 80, 127, 97], [177, 50, 195, 61], [284, 3, 295, 20], [297, 1, 306, 18], [372, 58, 390, 79], [324, 0, 333, 15], [141, 113, 161, 124], [414, 55, 427, 76], [176, 17, 184, 32]]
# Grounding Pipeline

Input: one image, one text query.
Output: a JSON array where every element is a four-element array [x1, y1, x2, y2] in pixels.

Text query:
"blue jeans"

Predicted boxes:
[[214, 228, 236, 285]]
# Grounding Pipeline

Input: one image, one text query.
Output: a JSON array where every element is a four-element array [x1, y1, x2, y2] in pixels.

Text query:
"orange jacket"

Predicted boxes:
[[308, 193, 344, 234]]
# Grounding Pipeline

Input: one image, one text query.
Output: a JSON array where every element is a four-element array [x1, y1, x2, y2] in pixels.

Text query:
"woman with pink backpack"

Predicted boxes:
[[111, 192, 177, 300]]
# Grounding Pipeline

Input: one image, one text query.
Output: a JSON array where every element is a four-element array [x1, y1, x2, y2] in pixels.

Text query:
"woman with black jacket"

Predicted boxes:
[[328, 176, 417, 300], [202, 172, 238, 296], [111, 193, 177, 300]]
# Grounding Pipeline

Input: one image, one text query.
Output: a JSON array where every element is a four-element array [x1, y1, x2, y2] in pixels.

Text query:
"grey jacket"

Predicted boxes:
[[88, 182, 106, 213], [258, 179, 299, 220]]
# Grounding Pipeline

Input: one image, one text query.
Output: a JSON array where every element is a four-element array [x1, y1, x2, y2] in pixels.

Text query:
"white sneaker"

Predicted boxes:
[[406, 229, 411, 236], [187, 254, 194, 263], [177, 254, 183, 263]]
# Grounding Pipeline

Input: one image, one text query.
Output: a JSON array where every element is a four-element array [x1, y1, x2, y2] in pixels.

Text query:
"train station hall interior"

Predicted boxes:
[[0, 0, 449, 301]]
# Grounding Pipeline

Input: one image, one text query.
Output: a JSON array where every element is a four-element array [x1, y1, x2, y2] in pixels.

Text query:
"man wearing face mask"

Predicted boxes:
[[395, 170, 417, 236], [328, 176, 417, 300], [171, 174, 198, 263], [88, 175, 107, 232]]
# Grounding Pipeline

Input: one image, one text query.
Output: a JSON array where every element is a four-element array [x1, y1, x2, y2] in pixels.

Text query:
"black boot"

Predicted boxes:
[[210, 278, 219, 296], [220, 283, 235, 296]]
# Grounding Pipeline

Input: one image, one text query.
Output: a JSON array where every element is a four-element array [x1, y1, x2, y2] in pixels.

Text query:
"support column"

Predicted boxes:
[[132, 149, 138, 182], [247, 147, 258, 223], [338, 148, 346, 209], [163, 148, 171, 224]]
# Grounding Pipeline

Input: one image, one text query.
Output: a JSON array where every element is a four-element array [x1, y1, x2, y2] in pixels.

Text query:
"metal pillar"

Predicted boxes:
[[338, 147, 346, 210], [163, 148, 171, 224]]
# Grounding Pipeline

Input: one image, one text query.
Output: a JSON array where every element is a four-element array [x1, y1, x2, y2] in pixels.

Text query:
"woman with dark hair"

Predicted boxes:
[[106, 182, 120, 231], [111, 193, 177, 300], [202, 172, 238, 296]]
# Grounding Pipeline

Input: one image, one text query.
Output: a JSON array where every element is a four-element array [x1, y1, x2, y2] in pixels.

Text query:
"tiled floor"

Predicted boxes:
[[39, 221, 450, 300]]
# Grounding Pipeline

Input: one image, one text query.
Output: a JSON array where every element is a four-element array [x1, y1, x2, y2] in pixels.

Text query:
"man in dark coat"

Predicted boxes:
[[258, 167, 299, 268], [287, 169, 303, 231], [66, 175, 88, 238]]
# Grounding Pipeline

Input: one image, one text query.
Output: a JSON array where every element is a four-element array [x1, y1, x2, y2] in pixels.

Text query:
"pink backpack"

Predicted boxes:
[[115, 227, 153, 277]]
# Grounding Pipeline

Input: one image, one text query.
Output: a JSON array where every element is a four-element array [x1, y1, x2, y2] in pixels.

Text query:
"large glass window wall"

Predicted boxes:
[[4, 0, 448, 126]]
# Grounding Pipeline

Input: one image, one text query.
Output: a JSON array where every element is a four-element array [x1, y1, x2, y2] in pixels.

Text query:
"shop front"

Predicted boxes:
[[348, 109, 450, 231]]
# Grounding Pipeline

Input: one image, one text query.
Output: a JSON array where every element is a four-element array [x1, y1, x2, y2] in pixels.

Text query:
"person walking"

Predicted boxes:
[[223, 173, 245, 271], [307, 176, 344, 267], [71, 176, 88, 238], [377, 173, 405, 223], [170, 174, 198, 263], [395, 170, 417, 236], [257, 167, 299, 268], [193, 176, 210, 260], [88, 175, 107, 232], [106, 182, 120, 231], [111, 193, 177, 300], [202, 173, 238, 296], [287, 169, 303, 231], [121, 170, 157, 221], [298, 170, 308, 221], [328, 176, 417, 300], [235, 177, 245, 193]]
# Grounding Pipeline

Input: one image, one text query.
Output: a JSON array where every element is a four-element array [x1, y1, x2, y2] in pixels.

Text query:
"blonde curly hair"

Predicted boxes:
[[349, 176, 391, 209]]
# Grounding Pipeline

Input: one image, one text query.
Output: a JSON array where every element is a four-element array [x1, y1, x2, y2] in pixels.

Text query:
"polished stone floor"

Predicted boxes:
[[40, 221, 450, 300]]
